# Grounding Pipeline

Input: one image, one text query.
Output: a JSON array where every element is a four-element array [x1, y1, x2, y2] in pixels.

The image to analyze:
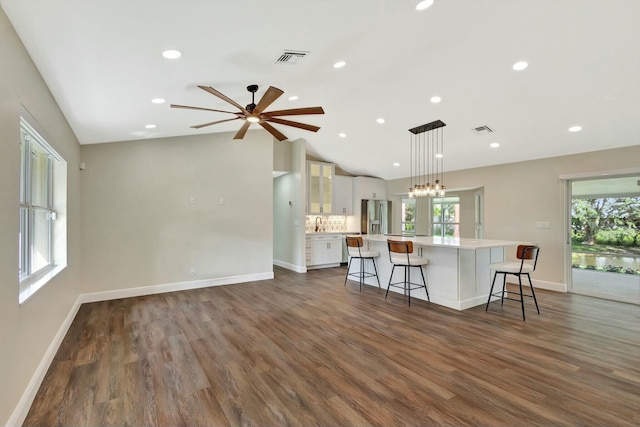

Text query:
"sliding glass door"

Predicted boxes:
[[570, 176, 640, 303]]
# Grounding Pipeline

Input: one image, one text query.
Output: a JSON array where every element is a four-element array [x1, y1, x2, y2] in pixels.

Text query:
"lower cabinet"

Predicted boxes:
[[306, 234, 342, 268]]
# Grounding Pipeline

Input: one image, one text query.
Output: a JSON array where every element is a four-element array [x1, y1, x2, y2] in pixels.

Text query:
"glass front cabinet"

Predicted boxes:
[[307, 161, 334, 214]]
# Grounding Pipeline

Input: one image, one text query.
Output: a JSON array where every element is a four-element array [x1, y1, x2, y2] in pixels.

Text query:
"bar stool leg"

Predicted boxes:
[[359, 258, 364, 291], [486, 271, 498, 311], [371, 258, 381, 288], [419, 266, 430, 301], [527, 273, 540, 314], [518, 275, 526, 321], [407, 266, 411, 306], [344, 257, 353, 287], [501, 274, 507, 305], [385, 265, 396, 300]]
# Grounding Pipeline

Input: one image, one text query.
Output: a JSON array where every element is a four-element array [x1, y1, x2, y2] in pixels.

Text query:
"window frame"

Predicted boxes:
[[401, 198, 416, 236], [432, 196, 461, 238], [18, 114, 67, 304]]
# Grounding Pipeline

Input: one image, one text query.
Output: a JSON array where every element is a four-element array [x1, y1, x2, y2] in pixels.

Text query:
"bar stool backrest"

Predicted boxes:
[[387, 239, 414, 265], [516, 245, 540, 272], [346, 235, 364, 257]]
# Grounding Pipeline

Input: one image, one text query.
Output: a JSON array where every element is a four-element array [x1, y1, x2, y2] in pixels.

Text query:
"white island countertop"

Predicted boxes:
[[364, 234, 525, 250]]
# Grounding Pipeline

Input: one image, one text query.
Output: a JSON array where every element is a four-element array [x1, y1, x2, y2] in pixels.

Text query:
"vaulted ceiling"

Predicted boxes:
[[2, 0, 639, 180]]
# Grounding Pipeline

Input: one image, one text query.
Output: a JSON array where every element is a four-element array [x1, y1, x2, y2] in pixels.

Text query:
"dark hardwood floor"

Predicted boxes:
[[24, 266, 640, 426]]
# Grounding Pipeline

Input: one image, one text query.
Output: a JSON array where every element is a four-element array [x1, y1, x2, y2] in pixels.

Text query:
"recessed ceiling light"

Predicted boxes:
[[490, 142, 500, 148], [416, 0, 434, 11], [151, 98, 166, 104], [512, 61, 528, 71], [333, 61, 346, 69], [339, 133, 347, 138], [288, 95, 298, 101], [393, 162, 400, 167], [145, 124, 156, 129], [162, 49, 182, 59], [376, 118, 385, 124], [435, 153, 443, 158], [430, 96, 441, 103], [569, 126, 582, 132]]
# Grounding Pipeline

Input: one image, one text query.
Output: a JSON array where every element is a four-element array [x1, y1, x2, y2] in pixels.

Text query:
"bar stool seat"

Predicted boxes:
[[386, 239, 430, 306], [344, 235, 380, 291]]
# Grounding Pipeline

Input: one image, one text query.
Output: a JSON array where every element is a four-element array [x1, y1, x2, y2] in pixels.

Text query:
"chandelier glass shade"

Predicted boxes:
[[408, 120, 446, 198]]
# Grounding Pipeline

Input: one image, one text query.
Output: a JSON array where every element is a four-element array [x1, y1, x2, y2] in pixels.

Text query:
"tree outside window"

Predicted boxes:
[[432, 196, 460, 238]]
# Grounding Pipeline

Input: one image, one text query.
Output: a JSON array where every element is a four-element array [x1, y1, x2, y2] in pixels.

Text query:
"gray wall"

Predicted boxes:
[[388, 145, 640, 286], [80, 130, 274, 292], [273, 139, 306, 270], [0, 8, 82, 424]]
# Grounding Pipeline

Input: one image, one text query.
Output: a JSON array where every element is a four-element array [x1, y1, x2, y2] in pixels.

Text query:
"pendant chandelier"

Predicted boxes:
[[408, 119, 446, 198]]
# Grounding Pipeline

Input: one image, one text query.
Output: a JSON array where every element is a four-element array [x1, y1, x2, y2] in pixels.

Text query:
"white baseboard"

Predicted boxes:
[[79, 271, 274, 303], [273, 259, 307, 273], [6, 295, 83, 427], [507, 278, 567, 293], [6, 271, 273, 427]]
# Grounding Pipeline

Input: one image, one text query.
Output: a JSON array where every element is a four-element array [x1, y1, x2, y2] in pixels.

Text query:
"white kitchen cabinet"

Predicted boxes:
[[307, 234, 342, 268], [305, 235, 314, 266], [307, 161, 335, 214], [332, 175, 353, 215], [353, 176, 386, 200]]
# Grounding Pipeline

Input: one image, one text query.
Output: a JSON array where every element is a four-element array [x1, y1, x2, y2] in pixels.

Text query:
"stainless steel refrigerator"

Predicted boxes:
[[361, 199, 391, 235]]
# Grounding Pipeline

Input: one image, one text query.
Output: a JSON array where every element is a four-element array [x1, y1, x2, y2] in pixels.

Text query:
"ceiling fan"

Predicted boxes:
[[171, 84, 325, 141]]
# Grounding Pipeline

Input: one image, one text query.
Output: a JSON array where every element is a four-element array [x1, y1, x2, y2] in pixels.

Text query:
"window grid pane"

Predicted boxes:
[[30, 209, 52, 274]]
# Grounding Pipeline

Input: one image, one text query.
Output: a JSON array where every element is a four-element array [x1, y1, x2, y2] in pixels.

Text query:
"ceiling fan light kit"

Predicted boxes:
[[171, 84, 324, 141]]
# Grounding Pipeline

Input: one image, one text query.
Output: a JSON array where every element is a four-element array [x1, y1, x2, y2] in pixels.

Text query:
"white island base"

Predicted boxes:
[[347, 235, 523, 311]]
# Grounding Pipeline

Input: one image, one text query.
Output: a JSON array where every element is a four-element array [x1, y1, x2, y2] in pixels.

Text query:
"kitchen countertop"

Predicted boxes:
[[364, 234, 525, 250], [306, 231, 360, 235]]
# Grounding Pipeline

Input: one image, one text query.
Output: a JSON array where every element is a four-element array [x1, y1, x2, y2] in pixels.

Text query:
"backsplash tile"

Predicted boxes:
[[306, 215, 347, 233]]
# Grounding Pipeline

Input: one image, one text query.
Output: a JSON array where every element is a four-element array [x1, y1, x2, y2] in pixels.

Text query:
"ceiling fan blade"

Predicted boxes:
[[170, 104, 239, 115], [253, 86, 284, 115], [198, 85, 250, 114], [190, 117, 241, 129], [261, 106, 325, 117], [233, 121, 251, 140], [259, 121, 288, 141], [265, 117, 320, 133]]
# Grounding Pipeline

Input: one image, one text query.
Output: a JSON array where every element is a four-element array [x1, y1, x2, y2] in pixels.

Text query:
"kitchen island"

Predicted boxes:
[[349, 235, 525, 310]]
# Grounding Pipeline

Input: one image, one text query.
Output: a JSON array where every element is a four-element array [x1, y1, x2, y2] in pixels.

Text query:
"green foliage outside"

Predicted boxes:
[[571, 197, 640, 275]]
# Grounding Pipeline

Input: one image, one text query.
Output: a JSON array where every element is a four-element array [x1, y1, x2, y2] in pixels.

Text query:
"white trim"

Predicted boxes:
[[559, 167, 640, 180], [507, 278, 567, 293], [273, 259, 307, 273], [6, 271, 273, 427], [80, 272, 274, 303], [7, 295, 83, 427]]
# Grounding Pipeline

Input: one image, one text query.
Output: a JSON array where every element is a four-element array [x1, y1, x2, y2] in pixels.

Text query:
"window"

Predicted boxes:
[[432, 196, 460, 238], [401, 198, 416, 235], [19, 114, 67, 303]]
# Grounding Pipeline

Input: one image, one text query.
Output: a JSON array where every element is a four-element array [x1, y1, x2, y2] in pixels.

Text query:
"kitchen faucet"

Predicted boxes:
[[315, 216, 323, 232]]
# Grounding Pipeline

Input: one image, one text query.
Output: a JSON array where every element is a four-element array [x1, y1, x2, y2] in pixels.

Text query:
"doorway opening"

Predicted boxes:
[[569, 176, 640, 303]]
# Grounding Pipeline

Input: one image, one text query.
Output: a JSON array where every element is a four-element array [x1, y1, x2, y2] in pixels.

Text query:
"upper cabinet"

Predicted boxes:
[[333, 175, 353, 215], [354, 176, 386, 200], [307, 161, 335, 214]]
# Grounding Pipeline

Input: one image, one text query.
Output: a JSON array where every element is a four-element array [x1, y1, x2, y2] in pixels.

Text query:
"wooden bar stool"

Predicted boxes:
[[344, 235, 380, 291], [386, 239, 429, 306], [485, 245, 540, 321]]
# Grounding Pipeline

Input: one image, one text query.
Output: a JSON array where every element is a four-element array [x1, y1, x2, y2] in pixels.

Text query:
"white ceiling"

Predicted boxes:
[[2, 0, 639, 180]]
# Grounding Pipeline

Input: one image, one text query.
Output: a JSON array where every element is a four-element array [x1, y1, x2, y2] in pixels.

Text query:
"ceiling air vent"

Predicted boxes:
[[472, 125, 494, 135], [276, 50, 309, 65]]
